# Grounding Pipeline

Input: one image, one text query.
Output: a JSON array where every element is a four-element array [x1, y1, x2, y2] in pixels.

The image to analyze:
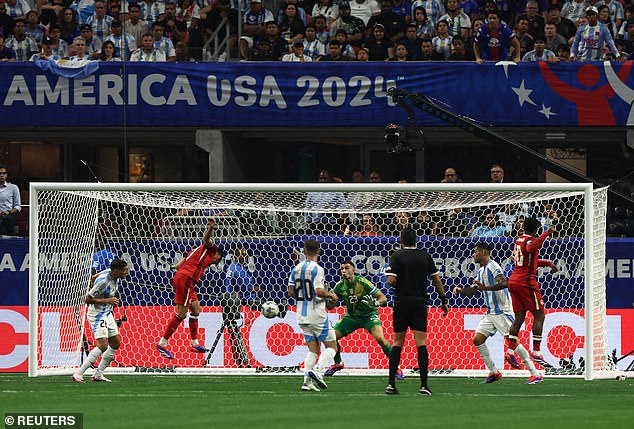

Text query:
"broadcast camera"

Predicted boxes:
[[384, 124, 423, 153]]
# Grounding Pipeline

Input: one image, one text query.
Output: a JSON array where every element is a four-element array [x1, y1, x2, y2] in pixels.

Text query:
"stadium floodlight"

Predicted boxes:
[[29, 182, 615, 380]]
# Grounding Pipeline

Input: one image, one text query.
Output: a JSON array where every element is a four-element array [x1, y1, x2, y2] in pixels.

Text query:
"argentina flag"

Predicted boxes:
[[35, 58, 100, 79]]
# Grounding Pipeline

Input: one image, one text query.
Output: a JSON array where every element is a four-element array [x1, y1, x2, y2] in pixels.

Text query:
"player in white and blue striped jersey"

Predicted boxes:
[[454, 243, 542, 384], [288, 238, 338, 392], [72, 258, 129, 383]]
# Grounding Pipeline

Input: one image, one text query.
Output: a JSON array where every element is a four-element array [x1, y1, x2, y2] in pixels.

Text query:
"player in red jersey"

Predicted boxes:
[[505, 217, 558, 374], [156, 218, 223, 359]]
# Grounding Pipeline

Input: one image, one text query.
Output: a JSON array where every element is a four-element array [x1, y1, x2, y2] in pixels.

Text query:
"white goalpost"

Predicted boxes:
[[29, 182, 613, 380]]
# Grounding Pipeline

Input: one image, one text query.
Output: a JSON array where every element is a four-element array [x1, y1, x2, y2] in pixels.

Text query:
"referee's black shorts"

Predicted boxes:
[[392, 296, 428, 333]]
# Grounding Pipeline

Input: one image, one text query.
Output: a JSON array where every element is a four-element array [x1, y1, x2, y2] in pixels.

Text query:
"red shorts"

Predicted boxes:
[[173, 273, 198, 306], [509, 285, 544, 312]]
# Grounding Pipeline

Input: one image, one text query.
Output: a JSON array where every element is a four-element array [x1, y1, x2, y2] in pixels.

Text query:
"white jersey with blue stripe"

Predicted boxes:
[[477, 259, 512, 315], [87, 269, 119, 320], [288, 260, 327, 325]]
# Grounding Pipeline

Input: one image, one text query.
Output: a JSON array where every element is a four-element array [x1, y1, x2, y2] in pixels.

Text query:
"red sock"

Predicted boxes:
[[533, 336, 542, 353], [189, 316, 198, 341], [163, 314, 184, 340]]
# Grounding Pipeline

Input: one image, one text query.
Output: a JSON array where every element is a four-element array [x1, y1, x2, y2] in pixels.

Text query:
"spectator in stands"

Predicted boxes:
[[351, 169, 365, 182], [91, 237, 115, 274], [562, 0, 590, 27], [356, 46, 369, 60], [355, 213, 380, 236], [160, 2, 187, 46], [474, 9, 520, 63], [313, 15, 330, 45], [279, 2, 305, 47], [470, 211, 507, 238], [548, 3, 577, 41], [514, 16, 534, 60], [489, 163, 505, 183], [432, 19, 452, 58], [439, 0, 471, 38], [415, 211, 437, 236], [570, 6, 622, 61], [250, 20, 286, 60], [97, 39, 121, 60], [536, 202, 560, 234], [25, 10, 46, 46], [518, 0, 545, 38], [598, 0, 624, 36], [363, 23, 395, 60], [5, 0, 30, 21], [104, 20, 136, 60], [522, 33, 556, 61], [332, 29, 357, 58], [305, 169, 347, 235], [400, 24, 422, 59], [130, 32, 167, 60], [59, 7, 81, 45], [79, 24, 103, 57], [447, 34, 474, 60], [419, 36, 444, 60], [556, 43, 570, 60], [138, 0, 165, 26], [0, 2, 16, 38], [312, 0, 339, 27], [239, 0, 274, 60], [412, 6, 434, 39], [392, 211, 414, 234], [282, 40, 313, 60], [369, 171, 383, 182], [438, 207, 477, 237], [151, 21, 177, 61], [29, 37, 62, 60], [85, 0, 114, 43], [48, 24, 69, 57], [441, 167, 461, 183], [203, 0, 239, 57], [0, 34, 17, 61], [276, 0, 307, 26], [5, 18, 37, 61], [303, 25, 325, 60], [463, 15, 482, 59], [350, 0, 381, 27], [544, 21, 567, 54], [321, 39, 348, 60], [68, 36, 89, 59], [410, 0, 445, 26], [390, 42, 409, 60], [0, 164, 21, 237], [329, 3, 365, 48], [367, 0, 407, 43], [598, 4, 614, 37], [123, 4, 148, 48], [38, 0, 64, 27], [392, 0, 412, 23]]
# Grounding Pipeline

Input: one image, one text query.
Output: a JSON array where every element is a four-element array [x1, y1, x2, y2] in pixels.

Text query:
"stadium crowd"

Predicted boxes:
[[0, 0, 634, 62]]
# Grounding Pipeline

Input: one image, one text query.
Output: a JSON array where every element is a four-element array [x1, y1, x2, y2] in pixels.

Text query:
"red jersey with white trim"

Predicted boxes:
[[176, 243, 219, 283], [508, 230, 550, 290]]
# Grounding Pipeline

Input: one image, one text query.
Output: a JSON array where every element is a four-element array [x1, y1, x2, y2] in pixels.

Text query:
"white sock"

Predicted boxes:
[[94, 346, 117, 377], [516, 344, 539, 376], [77, 347, 103, 375], [304, 351, 318, 384], [158, 337, 168, 347], [314, 347, 336, 373], [475, 343, 498, 374]]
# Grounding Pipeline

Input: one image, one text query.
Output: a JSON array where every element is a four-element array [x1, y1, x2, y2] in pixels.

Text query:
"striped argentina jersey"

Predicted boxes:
[[477, 259, 512, 315], [288, 260, 328, 325], [87, 269, 120, 324]]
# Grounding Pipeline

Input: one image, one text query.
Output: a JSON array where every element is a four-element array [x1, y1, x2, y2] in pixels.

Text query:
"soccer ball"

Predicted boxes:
[[261, 301, 280, 319]]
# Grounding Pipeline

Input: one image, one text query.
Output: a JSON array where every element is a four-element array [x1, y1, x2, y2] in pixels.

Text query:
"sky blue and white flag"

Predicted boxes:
[[35, 58, 99, 79]]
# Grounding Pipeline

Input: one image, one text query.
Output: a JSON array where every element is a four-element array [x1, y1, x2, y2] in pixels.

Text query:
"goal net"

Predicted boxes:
[[29, 183, 612, 380]]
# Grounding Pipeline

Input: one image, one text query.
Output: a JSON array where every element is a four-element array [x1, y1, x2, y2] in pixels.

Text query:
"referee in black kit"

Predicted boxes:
[[384, 228, 448, 395]]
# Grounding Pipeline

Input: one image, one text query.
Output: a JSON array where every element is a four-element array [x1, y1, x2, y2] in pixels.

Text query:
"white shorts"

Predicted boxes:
[[87, 313, 120, 339], [240, 36, 254, 48], [475, 313, 515, 338], [300, 320, 336, 343]]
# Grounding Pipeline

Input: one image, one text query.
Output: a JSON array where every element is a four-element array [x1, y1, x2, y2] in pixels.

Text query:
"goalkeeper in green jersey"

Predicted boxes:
[[324, 260, 404, 380]]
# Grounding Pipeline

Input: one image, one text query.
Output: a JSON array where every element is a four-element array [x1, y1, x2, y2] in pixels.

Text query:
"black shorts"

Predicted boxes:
[[392, 296, 428, 333]]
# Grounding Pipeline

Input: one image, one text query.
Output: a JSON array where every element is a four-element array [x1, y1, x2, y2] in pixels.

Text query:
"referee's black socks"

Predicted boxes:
[[389, 346, 402, 386], [417, 346, 429, 388]]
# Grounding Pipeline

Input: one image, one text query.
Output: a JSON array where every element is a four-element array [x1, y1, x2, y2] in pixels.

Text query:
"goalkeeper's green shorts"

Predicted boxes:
[[334, 312, 382, 337]]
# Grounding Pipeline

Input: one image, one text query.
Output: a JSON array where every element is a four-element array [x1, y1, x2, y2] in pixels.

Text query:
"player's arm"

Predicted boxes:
[[315, 286, 337, 302], [526, 225, 555, 252], [386, 273, 396, 286], [432, 273, 448, 316], [476, 274, 507, 292], [372, 289, 388, 306], [202, 217, 215, 248], [453, 284, 478, 296], [85, 293, 119, 306], [173, 258, 185, 270], [538, 259, 558, 273]]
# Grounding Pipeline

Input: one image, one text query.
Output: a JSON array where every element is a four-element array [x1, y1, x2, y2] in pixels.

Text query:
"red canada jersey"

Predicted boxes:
[[176, 243, 218, 283], [508, 231, 549, 290]]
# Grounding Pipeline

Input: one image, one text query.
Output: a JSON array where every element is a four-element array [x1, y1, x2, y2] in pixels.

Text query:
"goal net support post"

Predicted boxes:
[[29, 183, 612, 380]]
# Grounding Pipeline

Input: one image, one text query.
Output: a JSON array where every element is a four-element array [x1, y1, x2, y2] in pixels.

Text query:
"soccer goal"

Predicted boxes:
[[29, 182, 613, 380]]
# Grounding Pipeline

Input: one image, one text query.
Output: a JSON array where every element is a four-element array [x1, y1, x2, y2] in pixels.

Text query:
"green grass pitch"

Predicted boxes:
[[2, 374, 633, 429]]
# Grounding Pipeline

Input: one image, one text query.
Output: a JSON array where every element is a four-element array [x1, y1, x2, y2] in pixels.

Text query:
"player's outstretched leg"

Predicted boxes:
[[72, 347, 103, 383]]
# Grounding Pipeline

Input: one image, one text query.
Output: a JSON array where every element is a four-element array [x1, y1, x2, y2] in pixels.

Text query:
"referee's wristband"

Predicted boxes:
[[440, 297, 449, 305]]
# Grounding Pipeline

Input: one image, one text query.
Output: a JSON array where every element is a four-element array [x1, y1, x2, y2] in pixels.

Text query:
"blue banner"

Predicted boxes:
[[2, 61, 634, 127], [2, 237, 632, 308]]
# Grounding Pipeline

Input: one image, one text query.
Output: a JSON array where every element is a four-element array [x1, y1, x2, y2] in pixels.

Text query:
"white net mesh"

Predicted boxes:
[[30, 184, 609, 378]]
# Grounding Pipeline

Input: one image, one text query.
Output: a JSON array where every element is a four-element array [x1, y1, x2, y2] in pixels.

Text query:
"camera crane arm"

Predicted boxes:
[[387, 88, 634, 209]]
